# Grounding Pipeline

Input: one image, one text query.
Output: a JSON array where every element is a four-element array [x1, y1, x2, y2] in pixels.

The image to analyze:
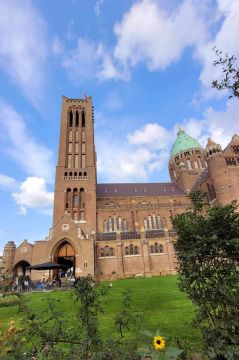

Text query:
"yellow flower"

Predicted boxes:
[[153, 335, 166, 351]]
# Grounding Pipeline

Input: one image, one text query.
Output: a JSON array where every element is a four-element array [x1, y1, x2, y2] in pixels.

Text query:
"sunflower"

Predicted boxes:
[[152, 335, 166, 351]]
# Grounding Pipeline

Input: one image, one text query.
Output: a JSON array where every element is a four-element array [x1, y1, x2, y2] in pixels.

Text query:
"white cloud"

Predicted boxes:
[[12, 177, 54, 215], [52, 36, 64, 55], [194, 0, 239, 99], [97, 98, 239, 182], [128, 123, 173, 150], [0, 100, 54, 182], [62, 38, 128, 83], [0, 174, 18, 191], [0, 0, 47, 106], [114, 0, 209, 71], [181, 98, 239, 148]]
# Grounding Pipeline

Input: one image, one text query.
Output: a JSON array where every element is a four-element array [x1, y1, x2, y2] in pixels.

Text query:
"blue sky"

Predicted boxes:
[[0, 0, 239, 252]]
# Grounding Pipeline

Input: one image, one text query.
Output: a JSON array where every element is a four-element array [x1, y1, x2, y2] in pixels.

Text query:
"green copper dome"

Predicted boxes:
[[170, 129, 202, 160]]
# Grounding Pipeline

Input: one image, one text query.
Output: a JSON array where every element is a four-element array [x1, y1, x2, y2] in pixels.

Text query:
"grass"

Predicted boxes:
[[0, 276, 202, 349]]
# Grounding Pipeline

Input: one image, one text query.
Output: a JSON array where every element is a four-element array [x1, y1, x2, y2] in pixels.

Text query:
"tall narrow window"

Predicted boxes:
[[103, 220, 108, 232], [108, 217, 113, 232], [118, 216, 122, 231], [75, 129, 79, 141], [82, 142, 86, 153], [82, 154, 86, 168], [80, 188, 85, 208], [82, 111, 85, 127], [113, 214, 117, 231], [122, 219, 127, 232], [75, 143, 79, 153], [82, 130, 86, 142], [68, 130, 73, 141], [109, 247, 114, 256], [144, 219, 148, 230], [187, 159, 192, 170], [100, 248, 104, 257], [66, 189, 71, 209], [159, 244, 164, 253], [75, 155, 79, 168], [69, 110, 73, 127], [154, 243, 159, 253], [68, 154, 72, 168], [129, 244, 134, 255], [125, 247, 129, 255], [68, 142, 72, 153], [105, 246, 109, 256], [73, 189, 78, 207], [150, 245, 154, 253], [75, 111, 79, 127], [152, 213, 157, 228]]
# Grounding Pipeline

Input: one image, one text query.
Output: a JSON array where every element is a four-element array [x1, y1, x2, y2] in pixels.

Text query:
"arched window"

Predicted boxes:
[[68, 129, 73, 141], [122, 219, 128, 232], [84, 172, 87, 176], [125, 246, 129, 255], [150, 245, 154, 253], [118, 216, 122, 231], [113, 214, 117, 231], [82, 111, 85, 127], [187, 159, 192, 170], [69, 110, 73, 127], [79, 172, 82, 176], [105, 246, 109, 256], [100, 248, 104, 257], [159, 244, 164, 253], [108, 217, 113, 232], [74, 172, 77, 177], [69, 172, 72, 177], [82, 130, 86, 142], [103, 216, 128, 232], [154, 243, 159, 253], [75, 111, 79, 127], [64, 172, 67, 177], [103, 220, 108, 232], [144, 219, 148, 230], [73, 189, 78, 207], [152, 213, 157, 228], [109, 247, 114, 256], [129, 244, 134, 255], [75, 129, 79, 142], [66, 188, 71, 209]]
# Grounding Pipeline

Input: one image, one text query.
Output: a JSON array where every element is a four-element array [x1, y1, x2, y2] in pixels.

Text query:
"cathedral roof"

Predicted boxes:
[[97, 182, 185, 197], [170, 129, 202, 160]]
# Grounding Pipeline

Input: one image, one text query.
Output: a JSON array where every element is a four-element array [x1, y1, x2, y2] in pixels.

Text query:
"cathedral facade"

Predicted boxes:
[[3, 96, 239, 280]]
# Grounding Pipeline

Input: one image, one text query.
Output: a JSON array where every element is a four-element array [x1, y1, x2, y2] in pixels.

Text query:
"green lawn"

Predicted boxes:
[[0, 276, 201, 349]]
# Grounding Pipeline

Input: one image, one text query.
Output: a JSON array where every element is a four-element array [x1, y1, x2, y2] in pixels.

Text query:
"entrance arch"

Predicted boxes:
[[13, 260, 31, 276], [54, 241, 75, 276]]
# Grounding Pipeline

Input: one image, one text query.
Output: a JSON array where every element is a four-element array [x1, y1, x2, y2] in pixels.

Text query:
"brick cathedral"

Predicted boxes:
[[3, 96, 239, 280]]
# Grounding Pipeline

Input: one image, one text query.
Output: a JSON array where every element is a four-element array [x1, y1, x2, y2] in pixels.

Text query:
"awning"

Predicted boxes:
[[26, 262, 68, 270]]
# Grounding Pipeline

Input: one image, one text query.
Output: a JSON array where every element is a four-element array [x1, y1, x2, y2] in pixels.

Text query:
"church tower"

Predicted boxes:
[[53, 96, 97, 236], [169, 129, 207, 193]]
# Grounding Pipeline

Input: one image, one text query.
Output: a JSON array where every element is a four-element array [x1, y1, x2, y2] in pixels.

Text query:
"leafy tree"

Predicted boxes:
[[1, 276, 140, 360], [173, 194, 239, 359], [212, 48, 239, 98]]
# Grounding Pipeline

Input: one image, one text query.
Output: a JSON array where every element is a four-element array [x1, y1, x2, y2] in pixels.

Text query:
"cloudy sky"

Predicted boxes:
[[0, 0, 239, 251]]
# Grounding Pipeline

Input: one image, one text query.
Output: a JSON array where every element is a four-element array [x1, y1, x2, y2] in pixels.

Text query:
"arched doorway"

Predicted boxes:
[[13, 260, 31, 276], [55, 241, 75, 276]]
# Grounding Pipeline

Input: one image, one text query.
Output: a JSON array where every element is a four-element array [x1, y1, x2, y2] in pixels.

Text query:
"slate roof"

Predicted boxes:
[[97, 182, 186, 198], [191, 169, 209, 192]]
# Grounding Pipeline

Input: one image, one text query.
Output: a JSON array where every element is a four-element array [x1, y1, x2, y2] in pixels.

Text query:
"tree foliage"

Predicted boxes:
[[172, 194, 239, 359], [212, 48, 239, 99]]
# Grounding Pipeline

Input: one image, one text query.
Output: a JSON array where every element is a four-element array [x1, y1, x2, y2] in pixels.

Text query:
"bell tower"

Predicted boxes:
[[53, 96, 97, 235]]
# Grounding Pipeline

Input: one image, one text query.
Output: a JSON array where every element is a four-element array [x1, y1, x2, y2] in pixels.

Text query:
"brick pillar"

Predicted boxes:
[[141, 229, 152, 277], [116, 232, 124, 278]]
